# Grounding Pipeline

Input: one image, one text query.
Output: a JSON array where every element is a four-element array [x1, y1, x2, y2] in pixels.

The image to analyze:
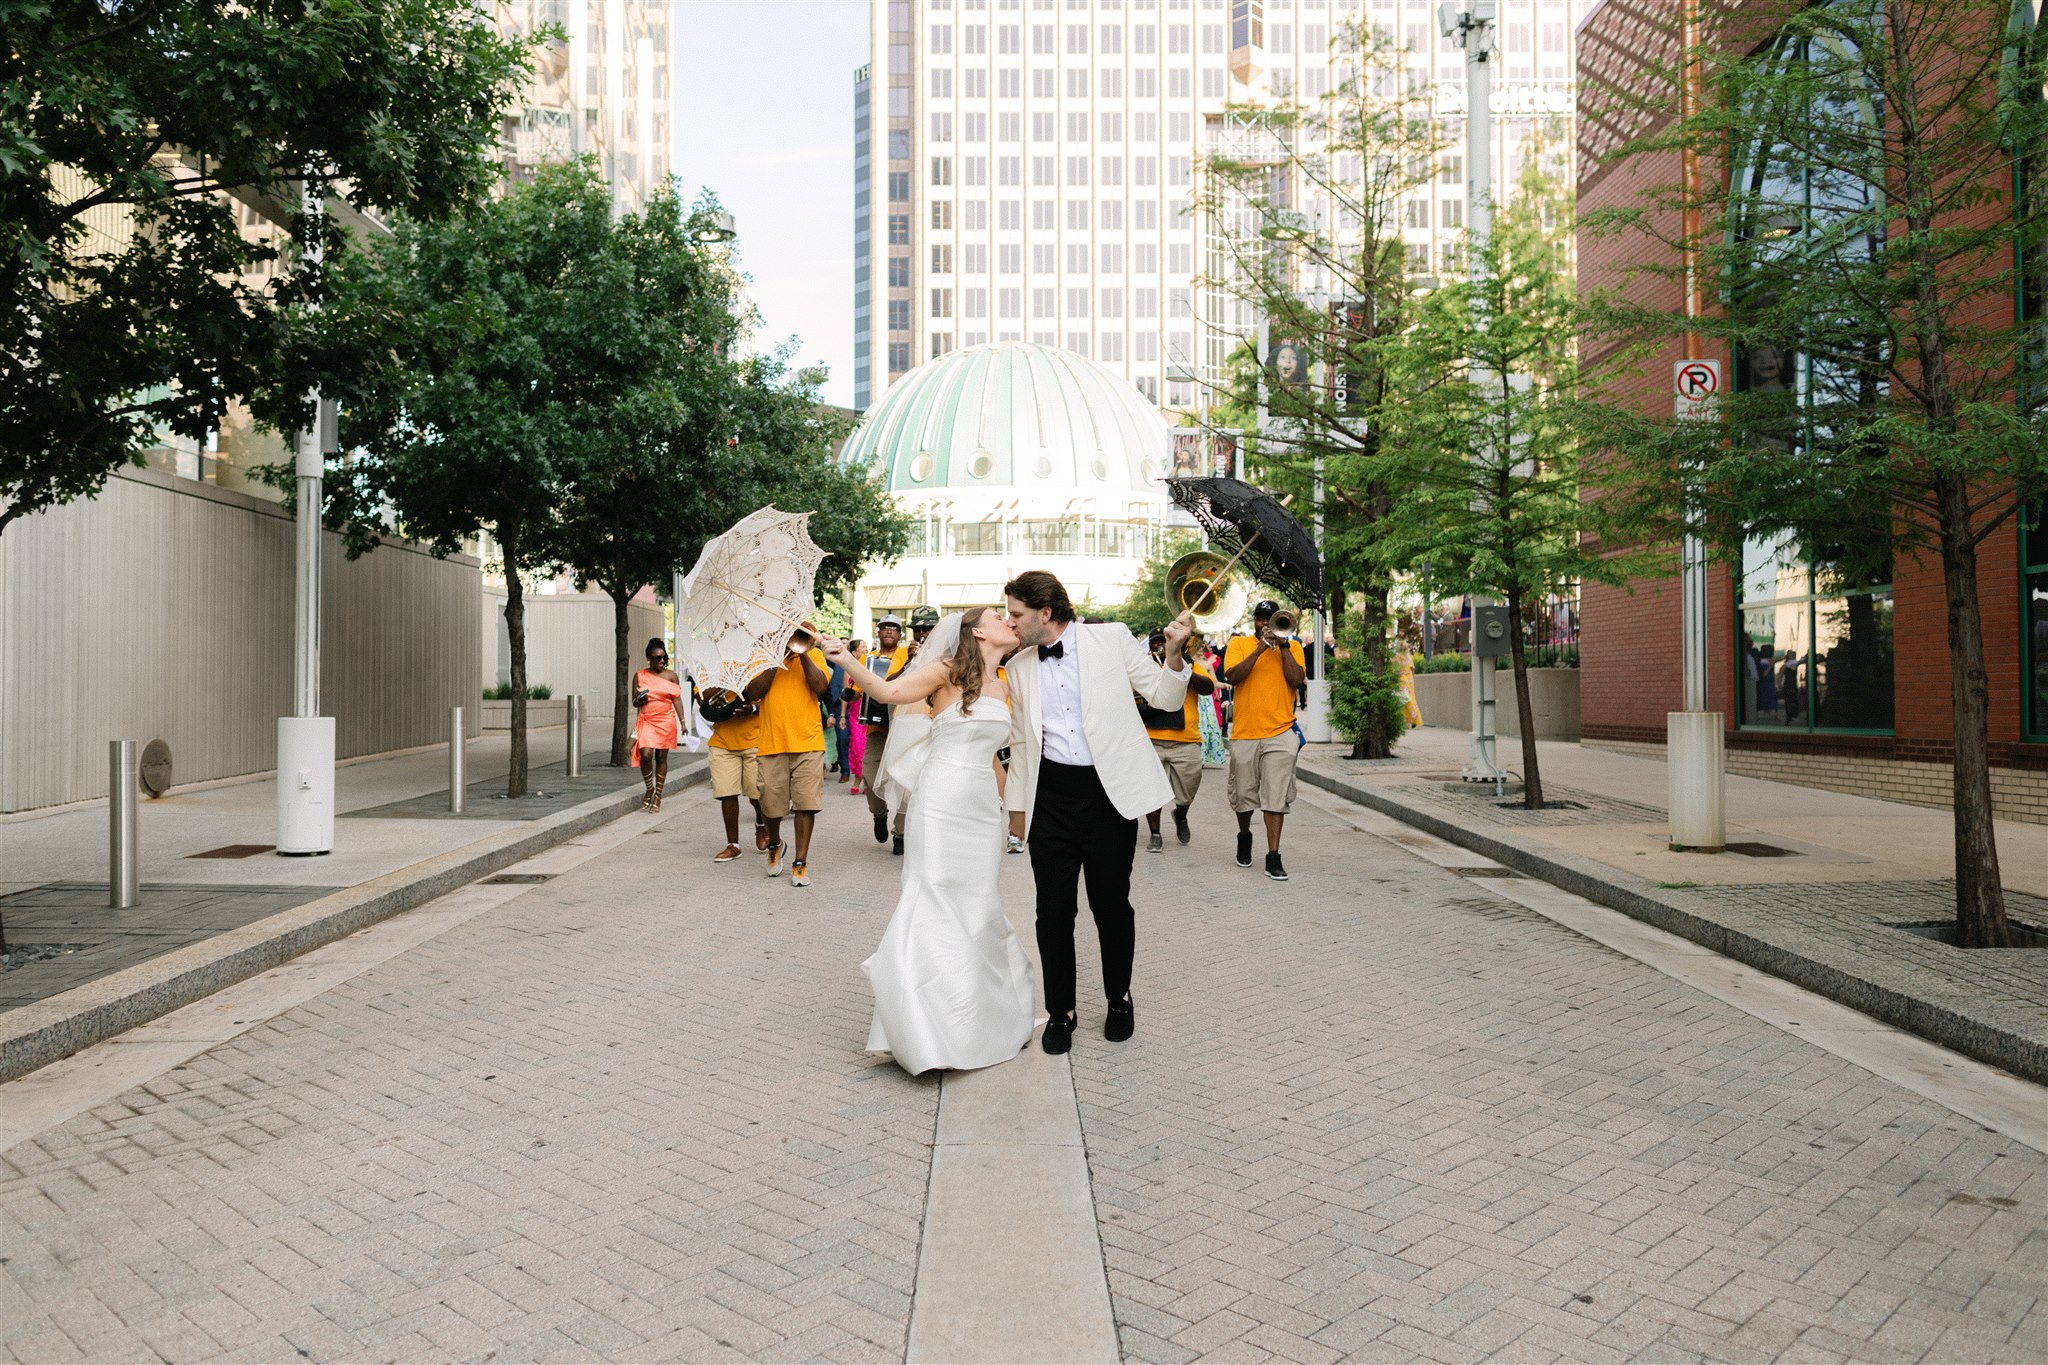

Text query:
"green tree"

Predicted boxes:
[[1582, 0, 2048, 944], [1088, 530, 1202, 635], [324, 161, 636, 798], [0, 0, 530, 538], [1373, 162, 1657, 807], [1192, 19, 1448, 758]]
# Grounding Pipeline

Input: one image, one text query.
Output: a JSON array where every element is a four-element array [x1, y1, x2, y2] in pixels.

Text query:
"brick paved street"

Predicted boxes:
[[3, 780, 2044, 1363]]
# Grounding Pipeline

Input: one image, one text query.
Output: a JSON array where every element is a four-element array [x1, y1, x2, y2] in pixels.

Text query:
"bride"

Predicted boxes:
[[823, 609, 1037, 1076]]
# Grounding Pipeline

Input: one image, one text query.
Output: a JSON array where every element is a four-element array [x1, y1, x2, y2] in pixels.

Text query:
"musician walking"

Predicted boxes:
[[1221, 600, 1306, 881], [1141, 629, 1217, 852]]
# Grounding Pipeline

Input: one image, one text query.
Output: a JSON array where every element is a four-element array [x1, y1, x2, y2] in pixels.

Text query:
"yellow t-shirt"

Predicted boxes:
[[758, 648, 828, 755], [1224, 636, 1304, 741], [709, 705, 762, 752], [1144, 662, 1213, 743]]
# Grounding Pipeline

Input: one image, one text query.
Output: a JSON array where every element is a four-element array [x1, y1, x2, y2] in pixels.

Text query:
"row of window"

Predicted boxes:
[[885, 330, 1197, 374], [921, 62, 1223, 102], [898, 520, 1163, 559]]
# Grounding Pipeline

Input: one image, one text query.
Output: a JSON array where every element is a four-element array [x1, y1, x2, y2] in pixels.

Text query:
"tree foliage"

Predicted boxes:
[[1580, 0, 2048, 943], [0, 0, 531, 537]]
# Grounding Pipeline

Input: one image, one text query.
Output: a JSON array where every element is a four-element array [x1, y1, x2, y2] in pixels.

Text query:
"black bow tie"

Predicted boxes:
[[1038, 641, 1064, 661]]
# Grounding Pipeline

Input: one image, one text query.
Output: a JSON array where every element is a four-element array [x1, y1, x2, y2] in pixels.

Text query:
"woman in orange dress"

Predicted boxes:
[[630, 638, 684, 811]]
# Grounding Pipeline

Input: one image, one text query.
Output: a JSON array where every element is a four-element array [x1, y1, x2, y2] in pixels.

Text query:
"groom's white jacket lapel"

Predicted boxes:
[[1004, 622, 1191, 834]]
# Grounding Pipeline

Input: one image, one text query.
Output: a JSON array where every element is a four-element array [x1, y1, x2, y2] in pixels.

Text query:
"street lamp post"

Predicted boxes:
[[1443, 0, 1509, 785], [277, 174, 335, 856]]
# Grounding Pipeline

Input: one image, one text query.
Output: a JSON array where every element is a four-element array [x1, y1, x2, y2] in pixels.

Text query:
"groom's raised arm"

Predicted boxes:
[[1119, 626, 1191, 711]]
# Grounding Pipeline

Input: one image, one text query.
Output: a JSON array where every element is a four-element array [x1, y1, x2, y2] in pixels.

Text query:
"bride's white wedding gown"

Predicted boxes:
[[864, 697, 1037, 1075]]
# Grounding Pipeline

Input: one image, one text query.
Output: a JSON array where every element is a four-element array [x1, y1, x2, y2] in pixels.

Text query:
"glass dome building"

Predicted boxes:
[[843, 342, 1175, 633]]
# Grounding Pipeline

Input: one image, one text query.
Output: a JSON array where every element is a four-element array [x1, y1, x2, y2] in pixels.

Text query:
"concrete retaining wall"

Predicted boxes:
[[1413, 667, 1581, 741], [481, 589, 665, 720], [0, 468, 482, 813]]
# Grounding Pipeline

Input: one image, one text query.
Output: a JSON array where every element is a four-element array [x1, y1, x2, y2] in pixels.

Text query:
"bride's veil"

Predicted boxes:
[[875, 612, 964, 810]]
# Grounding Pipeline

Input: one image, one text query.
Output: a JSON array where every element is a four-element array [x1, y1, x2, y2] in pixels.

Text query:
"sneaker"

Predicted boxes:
[[712, 844, 743, 863], [1147, 830, 1164, 853], [1265, 851, 1289, 882], [790, 860, 810, 887], [767, 842, 785, 877], [1007, 835, 1025, 855], [873, 814, 888, 844], [892, 834, 904, 857], [1173, 807, 1191, 845], [1236, 831, 1254, 868]]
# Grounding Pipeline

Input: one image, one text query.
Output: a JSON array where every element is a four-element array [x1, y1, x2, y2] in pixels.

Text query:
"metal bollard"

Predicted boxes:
[[109, 740, 139, 908], [449, 706, 467, 813], [565, 694, 583, 778]]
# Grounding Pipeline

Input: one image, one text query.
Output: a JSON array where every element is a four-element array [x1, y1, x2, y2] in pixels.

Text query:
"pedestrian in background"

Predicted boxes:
[[1141, 630, 1217, 852], [1222, 602, 1305, 881], [630, 638, 683, 813], [862, 616, 910, 843], [845, 639, 870, 791]]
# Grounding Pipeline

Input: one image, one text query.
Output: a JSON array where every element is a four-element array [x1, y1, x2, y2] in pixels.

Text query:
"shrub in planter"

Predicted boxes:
[[1331, 632, 1410, 758]]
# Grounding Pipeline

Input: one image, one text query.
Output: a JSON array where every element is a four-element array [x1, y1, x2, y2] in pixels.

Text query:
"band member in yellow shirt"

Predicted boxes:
[[744, 622, 831, 887], [1221, 601, 1306, 881], [1141, 629, 1217, 853]]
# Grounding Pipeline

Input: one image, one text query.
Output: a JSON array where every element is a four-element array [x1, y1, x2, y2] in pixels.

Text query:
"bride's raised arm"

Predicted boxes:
[[822, 638, 949, 706]]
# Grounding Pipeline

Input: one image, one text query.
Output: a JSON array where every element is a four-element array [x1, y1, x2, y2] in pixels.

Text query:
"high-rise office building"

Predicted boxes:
[[855, 0, 1576, 415], [855, 65, 877, 409], [496, 0, 673, 212]]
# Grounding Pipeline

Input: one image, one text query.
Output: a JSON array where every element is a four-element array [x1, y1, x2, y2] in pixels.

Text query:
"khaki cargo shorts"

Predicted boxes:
[[708, 746, 760, 801], [758, 750, 826, 818], [1228, 734, 1299, 814], [1152, 739, 1204, 810]]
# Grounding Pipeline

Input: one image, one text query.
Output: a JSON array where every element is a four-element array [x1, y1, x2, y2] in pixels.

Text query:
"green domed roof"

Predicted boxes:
[[844, 342, 1170, 494]]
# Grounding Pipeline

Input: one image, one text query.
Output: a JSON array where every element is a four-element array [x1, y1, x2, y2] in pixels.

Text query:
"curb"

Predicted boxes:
[[0, 763, 709, 1084], [1299, 764, 2048, 1087]]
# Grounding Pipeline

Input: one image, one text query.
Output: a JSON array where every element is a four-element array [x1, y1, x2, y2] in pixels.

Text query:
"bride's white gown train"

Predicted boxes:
[[863, 698, 1037, 1075]]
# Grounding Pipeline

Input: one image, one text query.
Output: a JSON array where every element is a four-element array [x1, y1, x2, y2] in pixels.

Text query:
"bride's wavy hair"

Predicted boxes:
[[950, 607, 993, 712]]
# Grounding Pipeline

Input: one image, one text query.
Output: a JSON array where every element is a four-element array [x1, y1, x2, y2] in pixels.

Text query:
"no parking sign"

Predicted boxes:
[[1674, 359, 1722, 421]]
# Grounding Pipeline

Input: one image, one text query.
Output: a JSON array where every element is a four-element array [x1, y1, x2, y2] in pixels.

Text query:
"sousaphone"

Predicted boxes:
[[1165, 550, 1248, 635]]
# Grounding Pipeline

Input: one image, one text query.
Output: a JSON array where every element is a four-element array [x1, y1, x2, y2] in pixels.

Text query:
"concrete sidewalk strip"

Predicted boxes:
[[0, 763, 707, 1084], [1298, 752, 2048, 1086]]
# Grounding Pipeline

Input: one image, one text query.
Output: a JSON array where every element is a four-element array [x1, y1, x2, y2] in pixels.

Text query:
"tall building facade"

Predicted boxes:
[[855, 65, 877, 409], [495, 0, 672, 211], [855, 0, 1576, 416]]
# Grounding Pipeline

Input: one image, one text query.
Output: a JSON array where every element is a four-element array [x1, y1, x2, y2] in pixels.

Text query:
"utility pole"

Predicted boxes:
[[1669, 0, 1727, 850], [277, 174, 336, 856], [1443, 0, 1508, 784]]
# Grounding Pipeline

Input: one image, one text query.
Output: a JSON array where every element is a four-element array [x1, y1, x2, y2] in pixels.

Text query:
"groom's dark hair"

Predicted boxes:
[[1004, 570, 1075, 623]]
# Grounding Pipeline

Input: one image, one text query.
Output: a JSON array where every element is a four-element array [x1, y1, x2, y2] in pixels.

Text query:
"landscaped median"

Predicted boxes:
[[0, 763, 708, 1083], [1298, 748, 2048, 1086]]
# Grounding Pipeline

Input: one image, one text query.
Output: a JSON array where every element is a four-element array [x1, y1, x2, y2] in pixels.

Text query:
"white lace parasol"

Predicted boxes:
[[676, 506, 826, 697]]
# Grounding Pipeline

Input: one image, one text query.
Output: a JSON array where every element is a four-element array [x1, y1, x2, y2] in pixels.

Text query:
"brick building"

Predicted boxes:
[[1574, 0, 2047, 824]]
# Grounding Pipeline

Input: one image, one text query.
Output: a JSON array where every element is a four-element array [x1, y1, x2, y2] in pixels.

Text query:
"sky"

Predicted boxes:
[[671, 1, 872, 411]]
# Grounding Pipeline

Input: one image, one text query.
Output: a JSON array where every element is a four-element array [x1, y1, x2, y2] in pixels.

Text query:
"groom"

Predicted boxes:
[[1003, 571, 1193, 1054]]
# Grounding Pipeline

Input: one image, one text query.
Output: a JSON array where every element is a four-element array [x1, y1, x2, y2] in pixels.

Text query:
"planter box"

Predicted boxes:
[[1411, 668, 1580, 741], [480, 699, 568, 731]]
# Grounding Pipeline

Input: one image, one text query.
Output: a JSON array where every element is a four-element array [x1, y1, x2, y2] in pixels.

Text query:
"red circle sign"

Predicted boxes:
[[1676, 362, 1720, 400]]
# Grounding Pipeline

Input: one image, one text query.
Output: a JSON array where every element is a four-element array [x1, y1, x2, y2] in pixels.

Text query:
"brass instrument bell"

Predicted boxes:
[[1165, 550, 1248, 635]]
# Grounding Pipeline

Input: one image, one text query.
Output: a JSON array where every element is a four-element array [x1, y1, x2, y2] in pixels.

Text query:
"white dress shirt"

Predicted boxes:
[[1036, 625, 1188, 768]]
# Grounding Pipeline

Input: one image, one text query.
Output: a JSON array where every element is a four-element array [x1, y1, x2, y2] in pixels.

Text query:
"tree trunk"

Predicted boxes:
[[610, 584, 634, 766], [1936, 473, 2010, 947], [1506, 582, 1544, 809], [501, 525, 529, 800], [1349, 580, 1397, 760]]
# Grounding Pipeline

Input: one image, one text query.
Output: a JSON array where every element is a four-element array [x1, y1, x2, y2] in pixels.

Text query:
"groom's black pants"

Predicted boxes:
[[1029, 759, 1137, 1019]]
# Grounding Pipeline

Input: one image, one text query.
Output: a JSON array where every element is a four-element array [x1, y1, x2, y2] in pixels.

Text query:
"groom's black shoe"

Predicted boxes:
[[872, 814, 888, 843], [1041, 1013, 1076, 1055], [1105, 994, 1135, 1043]]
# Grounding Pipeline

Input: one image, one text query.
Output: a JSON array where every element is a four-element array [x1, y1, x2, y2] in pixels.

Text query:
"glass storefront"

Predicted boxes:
[[2026, 499, 2048, 741], [1737, 532, 1894, 732]]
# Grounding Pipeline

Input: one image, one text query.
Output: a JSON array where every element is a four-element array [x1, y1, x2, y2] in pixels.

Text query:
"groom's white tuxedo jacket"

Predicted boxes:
[[1004, 622, 1192, 834]]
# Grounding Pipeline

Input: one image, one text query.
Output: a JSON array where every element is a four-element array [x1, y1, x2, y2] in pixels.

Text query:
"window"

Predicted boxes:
[[963, 243, 987, 273], [889, 171, 911, 202], [2025, 499, 2048, 740], [953, 521, 1007, 555], [888, 214, 911, 245], [888, 256, 911, 287], [931, 112, 953, 142], [932, 244, 953, 273], [931, 332, 953, 357], [1737, 533, 1894, 732], [889, 342, 911, 373], [932, 157, 953, 186], [889, 129, 912, 161], [1025, 520, 1080, 553], [932, 200, 953, 228], [932, 288, 953, 318], [888, 299, 911, 330]]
